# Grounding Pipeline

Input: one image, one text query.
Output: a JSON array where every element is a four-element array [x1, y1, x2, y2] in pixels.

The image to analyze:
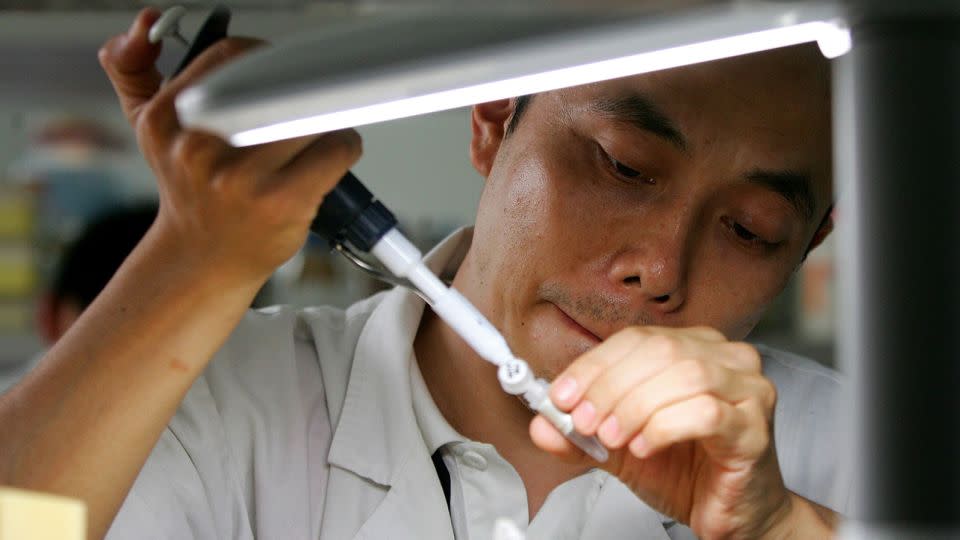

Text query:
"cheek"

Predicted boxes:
[[475, 154, 549, 265], [689, 243, 795, 339], [475, 139, 588, 271]]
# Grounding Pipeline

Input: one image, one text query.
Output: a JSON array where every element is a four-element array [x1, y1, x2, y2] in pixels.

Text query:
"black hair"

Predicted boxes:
[[505, 95, 534, 136], [51, 203, 158, 309]]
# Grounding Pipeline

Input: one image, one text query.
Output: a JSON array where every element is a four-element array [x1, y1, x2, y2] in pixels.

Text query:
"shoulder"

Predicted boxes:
[[755, 344, 845, 423], [757, 344, 843, 385], [111, 296, 391, 539], [297, 291, 387, 367], [753, 344, 850, 512]]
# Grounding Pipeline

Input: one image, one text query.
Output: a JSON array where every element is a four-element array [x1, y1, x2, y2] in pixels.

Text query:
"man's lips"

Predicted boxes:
[[551, 303, 604, 343]]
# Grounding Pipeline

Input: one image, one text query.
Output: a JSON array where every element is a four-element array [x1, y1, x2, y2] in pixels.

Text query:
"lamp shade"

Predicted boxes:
[[175, 1, 846, 147]]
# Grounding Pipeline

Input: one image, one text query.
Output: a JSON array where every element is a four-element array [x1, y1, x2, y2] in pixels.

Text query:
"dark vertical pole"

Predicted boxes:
[[836, 3, 960, 537]]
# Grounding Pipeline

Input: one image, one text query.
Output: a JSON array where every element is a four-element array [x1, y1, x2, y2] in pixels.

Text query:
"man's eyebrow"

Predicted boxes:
[[589, 93, 688, 152], [744, 169, 817, 221]]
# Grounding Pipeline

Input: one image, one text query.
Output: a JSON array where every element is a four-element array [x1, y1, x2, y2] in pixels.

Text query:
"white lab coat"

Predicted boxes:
[[107, 230, 848, 539]]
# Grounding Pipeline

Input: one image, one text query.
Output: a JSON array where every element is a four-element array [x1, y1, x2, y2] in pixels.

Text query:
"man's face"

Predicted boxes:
[[458, 45, 833, 379]]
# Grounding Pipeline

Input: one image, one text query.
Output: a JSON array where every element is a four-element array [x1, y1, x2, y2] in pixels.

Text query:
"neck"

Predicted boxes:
[[413, 253, 589, 518]]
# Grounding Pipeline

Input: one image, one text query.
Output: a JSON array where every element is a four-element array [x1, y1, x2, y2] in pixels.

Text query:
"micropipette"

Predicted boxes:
[[312, 174, 609, 463]]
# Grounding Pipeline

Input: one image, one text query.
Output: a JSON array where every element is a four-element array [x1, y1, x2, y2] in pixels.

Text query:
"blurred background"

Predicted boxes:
[[0, 1, 837, 391]]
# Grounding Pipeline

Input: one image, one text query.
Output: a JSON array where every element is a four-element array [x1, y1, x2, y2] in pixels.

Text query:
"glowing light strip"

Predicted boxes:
[[230, 21, 849, 147]]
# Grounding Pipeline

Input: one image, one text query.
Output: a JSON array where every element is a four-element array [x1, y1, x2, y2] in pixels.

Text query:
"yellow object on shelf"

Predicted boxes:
[[0, 245, 34, 298], [0, 487, 86, 540], [0, 190, 33, 239]]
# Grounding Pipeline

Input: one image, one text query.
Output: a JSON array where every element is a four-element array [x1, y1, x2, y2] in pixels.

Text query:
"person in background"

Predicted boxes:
[[0, 204, 156, 393]]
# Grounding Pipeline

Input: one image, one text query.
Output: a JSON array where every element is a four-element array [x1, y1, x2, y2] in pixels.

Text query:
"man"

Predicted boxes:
[[0, 8, 844, 539]]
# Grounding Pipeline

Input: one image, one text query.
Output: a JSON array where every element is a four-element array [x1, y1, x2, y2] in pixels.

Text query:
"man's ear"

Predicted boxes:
[[470, 99, 516, 177]]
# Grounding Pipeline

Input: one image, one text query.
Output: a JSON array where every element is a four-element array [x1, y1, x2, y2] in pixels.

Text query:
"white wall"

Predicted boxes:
[[354, 109, 483, 227]]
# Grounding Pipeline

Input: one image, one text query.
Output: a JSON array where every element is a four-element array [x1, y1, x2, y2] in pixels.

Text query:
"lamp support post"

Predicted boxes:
[[836, 2, 960, 537]]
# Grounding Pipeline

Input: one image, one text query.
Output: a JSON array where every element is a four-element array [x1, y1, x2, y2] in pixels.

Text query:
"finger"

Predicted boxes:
[[719, 341, 763, 373], [139, 37, 266, 154], [529, 415, 586, 464], [227, 128, 358, 187], [160, 36, 265, 100], [549, 327, 652, 410], [271, 129, 363, 202], [626, 395, 745, 459], [683, 325, 728, 343], [598, 363, 776, 448], [169, 130, 236, 189], [98, 8, 164, 125], [573, 335, 714, 436]]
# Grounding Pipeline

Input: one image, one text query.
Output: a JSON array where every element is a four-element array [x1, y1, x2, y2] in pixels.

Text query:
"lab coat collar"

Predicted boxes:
[[326, 227, 472, 486]]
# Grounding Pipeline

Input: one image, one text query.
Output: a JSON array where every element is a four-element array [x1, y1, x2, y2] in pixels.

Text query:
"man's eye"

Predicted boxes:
[[733, 222, 759, 242], [598, 145, 655, 185], [721, 216, 778, 249]]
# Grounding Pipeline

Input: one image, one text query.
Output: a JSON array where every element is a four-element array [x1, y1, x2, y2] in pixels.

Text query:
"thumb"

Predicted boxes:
[[98, 7, 164, 127], [530, 415, 590, 464]]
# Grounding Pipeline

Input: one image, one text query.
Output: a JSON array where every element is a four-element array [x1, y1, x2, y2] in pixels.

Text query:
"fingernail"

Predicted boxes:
[[131, 8, 158, 37], [552, 376, 577, 404], [630, 435, 648, 458], [597, 416, 620, 445], [572, 401, 596, 430]]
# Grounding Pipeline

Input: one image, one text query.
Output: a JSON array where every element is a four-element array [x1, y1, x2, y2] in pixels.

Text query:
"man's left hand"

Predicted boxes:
[[529, 326, 833, 539]]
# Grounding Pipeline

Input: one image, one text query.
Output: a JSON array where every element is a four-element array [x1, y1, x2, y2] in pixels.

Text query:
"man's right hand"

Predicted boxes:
[[99, 7, 362, 288], [0, 9, 363, 540]]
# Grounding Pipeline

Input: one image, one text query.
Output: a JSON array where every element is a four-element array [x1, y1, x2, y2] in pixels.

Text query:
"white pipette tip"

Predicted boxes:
[[498, 359, 609, 463]]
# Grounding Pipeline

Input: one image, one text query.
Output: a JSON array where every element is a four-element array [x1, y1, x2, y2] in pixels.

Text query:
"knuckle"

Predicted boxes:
[[135, 101, 167, 142], [759, 377, 778, 411], [584, 374, 619, 410], [171, 132, 215, 170], [256, 192, 296, 223], [754, 430, 771, 454], [570, 356, 602, 381], [644, 418, 665, 442], [209, 166, 245, 199], [729, 342, 762, 372], [621, 389, 650, 423], [679, 360, 712, 393], [744, 400, 772, 451], [698, 396, 723, 426]]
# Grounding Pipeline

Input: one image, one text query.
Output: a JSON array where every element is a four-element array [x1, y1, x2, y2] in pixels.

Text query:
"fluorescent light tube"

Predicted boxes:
[[231, 21, 849, 146], [176, 4, 848, 147]]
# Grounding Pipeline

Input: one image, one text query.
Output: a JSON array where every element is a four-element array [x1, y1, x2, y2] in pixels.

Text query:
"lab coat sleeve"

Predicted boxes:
[[105, 364, 258, 540], [106, 306, 323, 540], [105, 422, 238, 540]]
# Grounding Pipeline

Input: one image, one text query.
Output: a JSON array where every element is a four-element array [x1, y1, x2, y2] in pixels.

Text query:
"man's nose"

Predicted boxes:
[[607, 240, 688, 313]]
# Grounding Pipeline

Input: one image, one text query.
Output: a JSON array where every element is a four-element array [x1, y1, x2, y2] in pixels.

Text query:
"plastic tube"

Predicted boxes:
[[371, 229, 608, 462]]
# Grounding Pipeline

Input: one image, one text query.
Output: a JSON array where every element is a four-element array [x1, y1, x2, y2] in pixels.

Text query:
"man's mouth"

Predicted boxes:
[[550, 303, 603, 343]]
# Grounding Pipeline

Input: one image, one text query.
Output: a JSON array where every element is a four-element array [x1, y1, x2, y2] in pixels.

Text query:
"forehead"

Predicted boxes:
[[541, 44, 833, 202]]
